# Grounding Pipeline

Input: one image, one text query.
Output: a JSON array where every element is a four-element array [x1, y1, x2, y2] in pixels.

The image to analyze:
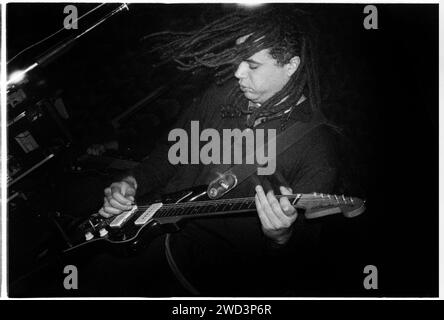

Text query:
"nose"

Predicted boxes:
[[234, 61, 248, 80]]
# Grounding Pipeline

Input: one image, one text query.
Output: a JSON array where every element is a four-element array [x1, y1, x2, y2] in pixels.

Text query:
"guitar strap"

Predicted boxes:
[[207, 111, 327, 199]]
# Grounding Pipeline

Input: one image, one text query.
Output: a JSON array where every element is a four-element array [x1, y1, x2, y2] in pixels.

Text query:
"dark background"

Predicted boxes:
[[6, 3, 438, 297]]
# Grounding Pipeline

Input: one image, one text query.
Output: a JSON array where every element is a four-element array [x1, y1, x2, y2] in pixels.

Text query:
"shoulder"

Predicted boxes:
[[303, 123, 340, 147], [284, 122, 341, 167]]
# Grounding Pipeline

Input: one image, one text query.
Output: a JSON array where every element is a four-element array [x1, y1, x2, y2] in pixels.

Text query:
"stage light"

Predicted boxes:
[[237, 2, 265, 8], [8, 70, 26, 85], [7, 63, 38, 87]]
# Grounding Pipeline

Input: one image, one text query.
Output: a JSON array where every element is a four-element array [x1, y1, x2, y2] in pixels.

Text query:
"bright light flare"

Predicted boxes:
[[7, 70, 26, 85], [7, 63, 38, 86], [237, 3, 265, 8]]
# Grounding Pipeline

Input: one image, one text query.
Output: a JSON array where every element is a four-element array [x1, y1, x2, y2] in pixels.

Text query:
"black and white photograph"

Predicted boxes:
[[5, 2, 438, 298]]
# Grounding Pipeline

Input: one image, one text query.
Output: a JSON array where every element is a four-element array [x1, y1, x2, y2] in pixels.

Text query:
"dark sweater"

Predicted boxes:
[[130, 79, 341, 295], [132, 79, 339, 197]]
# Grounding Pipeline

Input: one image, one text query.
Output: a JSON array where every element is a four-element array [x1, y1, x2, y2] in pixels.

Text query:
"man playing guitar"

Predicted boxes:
[[95, 7, 349, 296]]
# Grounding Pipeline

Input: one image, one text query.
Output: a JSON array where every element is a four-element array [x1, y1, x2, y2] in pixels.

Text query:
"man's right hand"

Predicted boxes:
[[99, 177, 137, 218]]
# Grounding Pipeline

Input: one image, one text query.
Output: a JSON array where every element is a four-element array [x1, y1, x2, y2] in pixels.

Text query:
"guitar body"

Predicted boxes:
[[64, 185, 211, 260]]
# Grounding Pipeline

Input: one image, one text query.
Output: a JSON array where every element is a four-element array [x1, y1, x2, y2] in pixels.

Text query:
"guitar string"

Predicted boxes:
[[137, 194, 353, 206], [89, 195, 361, 227], [133, 201, 355, 216], [132, 195, 356, 210], [130, 197, 358, 219]]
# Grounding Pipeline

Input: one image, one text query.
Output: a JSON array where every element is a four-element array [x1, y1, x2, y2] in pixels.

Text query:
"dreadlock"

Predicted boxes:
[[142, 6, 322, 129]]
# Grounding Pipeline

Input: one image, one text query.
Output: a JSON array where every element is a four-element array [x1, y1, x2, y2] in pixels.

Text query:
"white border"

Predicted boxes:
[[439, 0, 443, 300], [0, 0, 441, 301], [0, 0, 441, 3], [1, 0, 7, 300]]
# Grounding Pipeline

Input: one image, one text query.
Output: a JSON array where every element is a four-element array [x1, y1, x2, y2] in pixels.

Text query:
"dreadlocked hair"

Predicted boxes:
[[142, 6, 322, 129]]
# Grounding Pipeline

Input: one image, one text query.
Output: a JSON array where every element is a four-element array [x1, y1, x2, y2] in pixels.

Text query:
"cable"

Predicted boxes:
[[164, 233, 200, 296], [7, 3, 106, 64]]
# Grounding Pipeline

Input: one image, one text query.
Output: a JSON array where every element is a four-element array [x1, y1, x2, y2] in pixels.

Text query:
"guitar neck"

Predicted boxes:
[[152, 195, 293, 220], [146, 193, 356, 221]]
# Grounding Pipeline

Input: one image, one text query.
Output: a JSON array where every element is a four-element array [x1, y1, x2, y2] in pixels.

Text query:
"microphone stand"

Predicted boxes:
[[7, 3, 129, 89]]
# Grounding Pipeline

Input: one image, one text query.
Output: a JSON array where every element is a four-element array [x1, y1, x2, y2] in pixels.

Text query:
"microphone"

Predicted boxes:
[[7, 3, 130, 88]]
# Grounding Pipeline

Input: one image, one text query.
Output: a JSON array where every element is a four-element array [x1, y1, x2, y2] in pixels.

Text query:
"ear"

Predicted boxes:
[[286, 56, 301, 77]]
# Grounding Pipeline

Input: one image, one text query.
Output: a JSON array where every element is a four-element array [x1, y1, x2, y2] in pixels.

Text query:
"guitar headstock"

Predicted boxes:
[[294, 193, 366, 220]]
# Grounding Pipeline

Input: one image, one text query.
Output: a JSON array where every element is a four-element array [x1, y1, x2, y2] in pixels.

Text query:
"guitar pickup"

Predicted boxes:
[[109, 205, 138, 228], [134, 203, 163, 226]]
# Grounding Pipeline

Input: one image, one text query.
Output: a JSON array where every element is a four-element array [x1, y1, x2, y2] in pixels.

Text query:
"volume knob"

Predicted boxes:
[[99, 228, 108, 237], [85, 232, 94, 241]]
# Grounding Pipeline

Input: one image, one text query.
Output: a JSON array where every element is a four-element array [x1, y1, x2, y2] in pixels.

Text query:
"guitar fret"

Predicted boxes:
[[166, 207, 181, 217], [212, 203, 223, 212], [199, 205, 213, 214], [181, 206, 196, 216], [153, 208, 167, 218], [198, 205, 211, 213], [221, 202, 233, 211], [214, 203, 226, 212], [157, 208, 169, 217], [241, 200, 251, 210], [189, 205, 202, 214], [230, 201, 243, 211], [182, 206, 197, 216], [167, 207, 181, 217], [211, 203, 222, 212], [236, 200, 246, 210]]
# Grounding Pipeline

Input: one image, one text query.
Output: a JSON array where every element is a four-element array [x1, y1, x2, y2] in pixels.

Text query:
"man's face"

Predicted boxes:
[[234, 48, 295, 104]]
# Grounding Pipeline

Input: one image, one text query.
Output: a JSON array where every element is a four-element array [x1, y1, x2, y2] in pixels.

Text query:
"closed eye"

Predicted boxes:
[[245, 59, 261, 70]]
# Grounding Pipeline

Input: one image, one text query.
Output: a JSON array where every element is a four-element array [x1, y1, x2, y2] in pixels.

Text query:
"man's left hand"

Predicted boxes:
[[255, 185, 298, 245]]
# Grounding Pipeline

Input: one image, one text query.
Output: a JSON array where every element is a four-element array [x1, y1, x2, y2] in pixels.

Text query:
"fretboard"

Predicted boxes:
[[149, 194, 303, 219]]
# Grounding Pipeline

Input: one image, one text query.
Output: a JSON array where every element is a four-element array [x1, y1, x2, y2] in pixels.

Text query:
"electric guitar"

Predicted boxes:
[[63, 185, 366, 257]]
